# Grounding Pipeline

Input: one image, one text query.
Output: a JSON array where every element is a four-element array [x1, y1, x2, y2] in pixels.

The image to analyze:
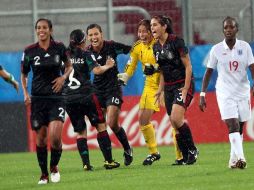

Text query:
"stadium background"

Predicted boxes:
[[0, 0, 254, 153]]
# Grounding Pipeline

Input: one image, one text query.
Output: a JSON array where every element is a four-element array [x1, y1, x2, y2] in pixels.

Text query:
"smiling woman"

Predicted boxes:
[[20, 18, 73, 185]]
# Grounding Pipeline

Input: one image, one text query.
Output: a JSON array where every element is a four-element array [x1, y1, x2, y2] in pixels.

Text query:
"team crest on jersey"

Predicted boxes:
[[54, 55, 60, 63], [237, 49, 243, 55], [156, 52, 159, 61], [167, 51, 174, 59]]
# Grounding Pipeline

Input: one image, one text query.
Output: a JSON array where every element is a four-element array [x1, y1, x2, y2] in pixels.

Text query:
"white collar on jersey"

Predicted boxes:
[[222, 38, 239, 50]]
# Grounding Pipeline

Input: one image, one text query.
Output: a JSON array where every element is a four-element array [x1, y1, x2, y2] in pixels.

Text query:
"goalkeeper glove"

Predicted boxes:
[[144, 63, 159, 75], [117, 72, 129, 86]]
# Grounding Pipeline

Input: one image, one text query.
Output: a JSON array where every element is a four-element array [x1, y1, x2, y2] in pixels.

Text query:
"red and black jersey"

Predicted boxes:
[[21, 40, 69, 96], [63, 47, 98, 100], [87, 40, 131, 92], [153, 34, 190, 84]]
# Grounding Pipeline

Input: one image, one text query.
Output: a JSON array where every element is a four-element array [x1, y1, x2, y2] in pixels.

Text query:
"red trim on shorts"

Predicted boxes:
[[92, 93, 104, 121]]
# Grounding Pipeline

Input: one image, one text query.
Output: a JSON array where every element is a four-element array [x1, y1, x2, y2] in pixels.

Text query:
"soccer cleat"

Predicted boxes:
[[83, 164, 94, 171], [235, 159, 247, 169], [228, 160, 237, 169], [50, 166, 60, 183], [143, 153, 161, 165], [104, 160, 120, 170], [186, 149, 199, 165], [123, 148, 133, 166], [38, 174, 49, 185], [171, 159, 186, 166]]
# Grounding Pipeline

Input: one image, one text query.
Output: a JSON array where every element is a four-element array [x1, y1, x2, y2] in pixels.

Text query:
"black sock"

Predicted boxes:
[[239, 122, 244, 135], [50, 147, 62, 168], [177, 123, 196, 151], [77, 138, 90, 166], [175, 134, 188, 162], [97, 130, 112, 162], [36, 145, 48, 175], [114, 127, 131, 151]]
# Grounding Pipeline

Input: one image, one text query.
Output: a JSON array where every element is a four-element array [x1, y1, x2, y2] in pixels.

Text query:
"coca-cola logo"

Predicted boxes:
[[62, 101, 174, 150]]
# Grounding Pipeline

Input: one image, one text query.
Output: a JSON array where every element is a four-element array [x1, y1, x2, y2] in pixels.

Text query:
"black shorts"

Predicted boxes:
[[164, 80, 194, 115], [31, 97, 65, 130], [65, 93, 105, 133], [95, 87, 123, 109]]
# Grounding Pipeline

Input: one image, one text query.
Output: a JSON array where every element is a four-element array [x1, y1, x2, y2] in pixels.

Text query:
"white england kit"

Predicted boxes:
[[207, 39, 254, 121]]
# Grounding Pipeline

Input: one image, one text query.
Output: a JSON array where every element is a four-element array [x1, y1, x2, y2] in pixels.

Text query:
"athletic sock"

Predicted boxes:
[[77, 138, 90, 166], [36, 145, 48, 175], [141, 123, 158, 154], [177, 123, 196, 151], [97, 130, 113, 162], [175, 134, 188, 162], [50, 147, 62, 168], [229, 132, 245, 160], [172, 128, 183, 160], [114, 127, 131, 151]]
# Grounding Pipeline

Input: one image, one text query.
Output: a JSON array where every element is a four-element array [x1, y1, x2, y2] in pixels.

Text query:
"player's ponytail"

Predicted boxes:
[[68, 29, 86, 54]]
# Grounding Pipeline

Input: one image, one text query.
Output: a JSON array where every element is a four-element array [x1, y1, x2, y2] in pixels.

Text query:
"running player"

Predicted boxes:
[[86, 24, 133, 166], [21, 18, 72, 184], [199, 16, 254, 169]]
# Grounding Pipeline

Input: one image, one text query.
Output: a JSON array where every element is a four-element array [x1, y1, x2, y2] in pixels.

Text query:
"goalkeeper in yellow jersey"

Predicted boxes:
[[118, 20, 184, 165]]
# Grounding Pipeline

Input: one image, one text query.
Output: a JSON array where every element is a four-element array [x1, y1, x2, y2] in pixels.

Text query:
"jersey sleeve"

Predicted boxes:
[[175, 37, 189, 56], [113, 41, 132, 55], [85, 51, 99, 71], [246, 43, 254, 66], [0, 65, 2, 70], [21, 50, 31, 75], [206, 46, 217, 69], [59, 43, 69, 63], [125, 44, 139, 77]]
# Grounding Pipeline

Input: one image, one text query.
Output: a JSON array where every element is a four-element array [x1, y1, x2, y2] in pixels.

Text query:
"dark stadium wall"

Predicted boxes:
[[0, 102, 28, 153]]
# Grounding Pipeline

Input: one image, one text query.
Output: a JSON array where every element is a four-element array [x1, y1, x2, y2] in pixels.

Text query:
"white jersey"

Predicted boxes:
[[207, 39, 254, 99]]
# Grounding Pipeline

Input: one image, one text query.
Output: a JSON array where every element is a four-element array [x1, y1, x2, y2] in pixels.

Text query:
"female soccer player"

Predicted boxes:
[[199, 16, 254, 169], [21, 18, 72, 184], [86, 24, 133, 166], [64, 29, 120, 170], [118, 19, 184, 165], [151, 15, 198, 165]]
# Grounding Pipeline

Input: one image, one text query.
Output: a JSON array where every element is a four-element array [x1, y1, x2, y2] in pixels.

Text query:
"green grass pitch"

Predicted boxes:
[[0, 142, 253, 190]]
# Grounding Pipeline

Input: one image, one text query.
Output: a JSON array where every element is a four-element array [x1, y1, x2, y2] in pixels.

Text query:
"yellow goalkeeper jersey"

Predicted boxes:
[[125, 39, 160, 88]]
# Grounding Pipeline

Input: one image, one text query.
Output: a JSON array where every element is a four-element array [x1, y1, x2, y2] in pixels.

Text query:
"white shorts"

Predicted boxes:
[[216, 95, 251, 122]]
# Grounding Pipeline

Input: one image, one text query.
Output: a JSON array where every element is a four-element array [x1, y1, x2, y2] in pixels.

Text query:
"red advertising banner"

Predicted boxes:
[[27, 93, 254, 151]]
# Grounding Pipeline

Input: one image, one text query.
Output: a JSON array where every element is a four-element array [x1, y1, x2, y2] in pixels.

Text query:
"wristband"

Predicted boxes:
[[5, 74, 15, 83], [200, 92, 206, 97]]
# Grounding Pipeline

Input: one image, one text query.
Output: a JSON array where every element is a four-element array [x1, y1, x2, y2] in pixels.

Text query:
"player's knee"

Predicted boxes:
[[226, 119, 240, 133], [170, 118, 182, 128], [51, 138, 62, 149]]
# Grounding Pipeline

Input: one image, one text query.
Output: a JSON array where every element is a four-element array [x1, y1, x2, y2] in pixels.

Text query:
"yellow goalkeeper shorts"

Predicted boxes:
[[139, 85, 160, 112]]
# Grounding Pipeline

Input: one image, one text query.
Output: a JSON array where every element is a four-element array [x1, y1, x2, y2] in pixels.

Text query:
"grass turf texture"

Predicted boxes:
[[0, 142, 253, 190]]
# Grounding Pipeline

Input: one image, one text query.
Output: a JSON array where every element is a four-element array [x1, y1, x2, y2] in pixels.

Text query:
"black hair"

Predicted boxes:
[[137, 19, 151, 32], [68, 29, 86, 53], [223, 16, 239, 30], [35, 18, 54, 40], [151, 15, 173, 34], [86, 23, 102, 34]]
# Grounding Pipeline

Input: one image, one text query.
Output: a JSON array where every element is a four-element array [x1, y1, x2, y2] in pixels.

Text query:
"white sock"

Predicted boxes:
[[229, 132, 245, 160]]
